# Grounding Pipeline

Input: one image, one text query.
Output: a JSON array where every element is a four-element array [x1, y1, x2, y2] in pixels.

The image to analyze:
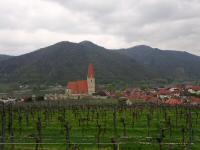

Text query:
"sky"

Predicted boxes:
[[0, 0, 200, 56]]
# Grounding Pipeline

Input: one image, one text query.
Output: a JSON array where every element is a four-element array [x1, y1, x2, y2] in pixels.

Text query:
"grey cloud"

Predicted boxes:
[[0, 0, 200, 55]]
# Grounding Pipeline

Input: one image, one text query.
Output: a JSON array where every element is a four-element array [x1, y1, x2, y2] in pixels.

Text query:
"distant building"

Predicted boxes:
[[188, 86, 200, 95], [190, 97, 200, 105], [0, 98, 16, 104], [165, 98, 182, 106], [66, 64, 95, 95]]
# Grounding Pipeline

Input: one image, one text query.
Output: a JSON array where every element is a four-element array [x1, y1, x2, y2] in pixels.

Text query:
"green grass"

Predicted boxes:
[[0, 100, 200, 150]]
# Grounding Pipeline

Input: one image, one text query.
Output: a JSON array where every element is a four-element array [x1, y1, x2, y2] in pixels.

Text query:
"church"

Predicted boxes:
[[66, 64, 95, 95]]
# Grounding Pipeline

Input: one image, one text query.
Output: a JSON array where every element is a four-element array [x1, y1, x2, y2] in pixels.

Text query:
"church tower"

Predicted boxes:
[[87, 64, 95, 95]]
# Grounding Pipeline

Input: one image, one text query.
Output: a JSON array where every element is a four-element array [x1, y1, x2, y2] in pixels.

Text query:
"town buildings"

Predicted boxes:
[[43, 63, 200, 103], [122, 85, 200, 106]]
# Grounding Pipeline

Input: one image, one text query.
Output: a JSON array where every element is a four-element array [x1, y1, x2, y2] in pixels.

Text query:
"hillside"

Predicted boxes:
[[118, 45, 200, 81], [0, 41, 200, 87], [0, 54, 13, 61], [0, 41, 152, 85]]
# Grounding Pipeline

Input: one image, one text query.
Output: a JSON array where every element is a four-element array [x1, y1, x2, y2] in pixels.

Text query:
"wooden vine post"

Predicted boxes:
[[64, 121, 71, 149]]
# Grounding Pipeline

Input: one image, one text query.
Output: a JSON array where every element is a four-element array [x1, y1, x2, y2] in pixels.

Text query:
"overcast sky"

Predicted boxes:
[[0, 0, 200, 56]]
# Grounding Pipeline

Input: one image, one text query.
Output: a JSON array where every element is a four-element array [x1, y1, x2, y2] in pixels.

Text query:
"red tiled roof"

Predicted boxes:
[[67, 82, 78, 94], [159, 88, 170, 95], [88, 64, 95, 78], [77, 80, 88, 94], [190, 86, 200, 91], [127, 90, 147, 100], [67, 80, 88, 94], [165, 99, 182, 106], [145, 96, 159, 103], [191, 97, 200, 103]]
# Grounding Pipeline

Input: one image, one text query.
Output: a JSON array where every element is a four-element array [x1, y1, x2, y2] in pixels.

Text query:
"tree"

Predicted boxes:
[[106, 84, 116, 93]]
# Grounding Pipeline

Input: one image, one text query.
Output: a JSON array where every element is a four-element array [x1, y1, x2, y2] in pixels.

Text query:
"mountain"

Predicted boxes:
[[0, 54, 13, 61], [118, 45, 200, 81], [0, 41, 199, 87], [0, 41, 153, 85]]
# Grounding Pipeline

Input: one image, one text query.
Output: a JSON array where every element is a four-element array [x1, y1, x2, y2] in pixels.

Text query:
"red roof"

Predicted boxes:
[[77, 80, 88, 94], [67, 80, 88, 94], [165, 99, 182, 106], [67, 82, 78, 94], [190, 86, 200, 91], [191, 97, 200, 103], [88, 64, 95, 78], [159, 88, 170, 95], [127, 90, 147, 100]]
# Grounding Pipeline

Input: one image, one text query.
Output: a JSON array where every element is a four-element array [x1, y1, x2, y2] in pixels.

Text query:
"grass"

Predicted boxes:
[[0, 100, 200, 150]]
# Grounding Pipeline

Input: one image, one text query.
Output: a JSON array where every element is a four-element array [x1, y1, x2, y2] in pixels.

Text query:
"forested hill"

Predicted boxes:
[[118, 45, 200, 80], [0, 41, 153, 85], [0, 41, 200, 86], [0, 54, 13, 62]]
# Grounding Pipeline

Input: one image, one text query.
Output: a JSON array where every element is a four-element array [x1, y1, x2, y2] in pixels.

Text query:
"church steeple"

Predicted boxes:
[[88, 63, 95, 78], [87, 64, 95, 95]]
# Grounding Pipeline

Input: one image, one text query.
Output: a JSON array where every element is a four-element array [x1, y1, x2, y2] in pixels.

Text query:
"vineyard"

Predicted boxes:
[[0, 99, 200, 150]]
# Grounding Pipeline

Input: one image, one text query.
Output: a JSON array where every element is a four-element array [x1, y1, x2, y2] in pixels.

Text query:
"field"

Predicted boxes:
[[0, 99, 200, 150]]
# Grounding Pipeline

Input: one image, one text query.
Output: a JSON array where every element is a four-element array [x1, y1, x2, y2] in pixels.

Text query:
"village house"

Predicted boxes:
[[158, 88, 171, 100], [190, 97, 200, 105], [165, 98, 182, 106], [123, 88, 159, 104], [187, 86, 200, 95]]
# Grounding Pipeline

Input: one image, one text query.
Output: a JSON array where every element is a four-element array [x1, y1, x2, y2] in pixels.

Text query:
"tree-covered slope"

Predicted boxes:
[[119, 45, 200, 80], [0, 41, 152, 85], [0, 42, 200, 86]]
